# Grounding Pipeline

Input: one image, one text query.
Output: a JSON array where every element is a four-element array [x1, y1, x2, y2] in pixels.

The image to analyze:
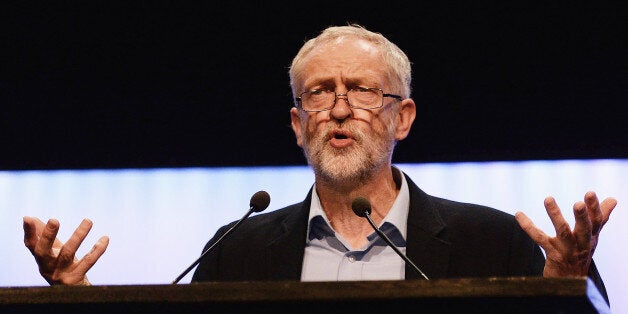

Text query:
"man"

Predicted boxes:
[[23, 24, 616, 303]]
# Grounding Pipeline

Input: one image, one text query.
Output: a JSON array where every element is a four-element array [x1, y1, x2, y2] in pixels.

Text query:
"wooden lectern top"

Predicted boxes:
[[0, 276, 610, 313]]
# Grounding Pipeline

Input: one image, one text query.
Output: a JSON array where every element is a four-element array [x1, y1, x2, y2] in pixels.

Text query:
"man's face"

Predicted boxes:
[[290, 37, 399, 183]]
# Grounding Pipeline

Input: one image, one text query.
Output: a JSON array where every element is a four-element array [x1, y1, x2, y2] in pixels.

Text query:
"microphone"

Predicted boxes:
[[351, 196, 429, 280], [171, 190, 271, 284]]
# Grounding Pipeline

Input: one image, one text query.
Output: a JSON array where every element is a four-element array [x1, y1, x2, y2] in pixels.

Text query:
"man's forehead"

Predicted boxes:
[[303, 37, 382, 73], [296, 36, 385, 89]]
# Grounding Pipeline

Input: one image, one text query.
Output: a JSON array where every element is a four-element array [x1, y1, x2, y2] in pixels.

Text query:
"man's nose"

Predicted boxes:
[[330, 93, 352, 119]]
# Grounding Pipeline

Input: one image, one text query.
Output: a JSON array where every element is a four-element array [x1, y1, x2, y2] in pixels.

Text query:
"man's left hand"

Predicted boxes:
[[515, 191, 617, 277]]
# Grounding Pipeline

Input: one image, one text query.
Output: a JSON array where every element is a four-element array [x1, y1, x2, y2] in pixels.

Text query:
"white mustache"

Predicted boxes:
[[322, 123, 363, 142]]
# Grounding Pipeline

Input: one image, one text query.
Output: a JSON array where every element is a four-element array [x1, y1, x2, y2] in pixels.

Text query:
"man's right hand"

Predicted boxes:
[[23, 216, 109, 285]]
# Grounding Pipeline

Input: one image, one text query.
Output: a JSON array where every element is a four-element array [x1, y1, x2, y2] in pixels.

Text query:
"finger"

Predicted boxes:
[[34, 217, 66, 248], [30, 216, 48, 233], [74, 236, 110, 276], [583, 191, 603, 235], [57, 219, 94, 267], [571, 201, 592, 249], [544, 197, 573, 242], [515, 211, 550, 246], [599, 197, 617, 225], [23, 216, 42, 252], [34, 219, 61, 258]]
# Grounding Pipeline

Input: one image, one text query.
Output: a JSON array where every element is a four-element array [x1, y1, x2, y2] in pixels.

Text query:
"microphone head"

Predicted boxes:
[[250, 190, 271, 212], [351, 197, 372, 217]]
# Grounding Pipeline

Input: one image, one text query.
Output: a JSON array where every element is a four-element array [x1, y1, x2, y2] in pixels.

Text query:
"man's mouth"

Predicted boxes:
[[328, 130, 355, 148]]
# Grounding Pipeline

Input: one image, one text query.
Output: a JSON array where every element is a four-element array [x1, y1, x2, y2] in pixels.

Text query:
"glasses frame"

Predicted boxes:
[[295, 87, 403, 112]]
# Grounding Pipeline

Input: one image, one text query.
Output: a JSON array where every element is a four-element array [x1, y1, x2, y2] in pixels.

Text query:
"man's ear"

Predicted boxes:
[[290, 107, 304, 147], [394, 98, 416, 141]]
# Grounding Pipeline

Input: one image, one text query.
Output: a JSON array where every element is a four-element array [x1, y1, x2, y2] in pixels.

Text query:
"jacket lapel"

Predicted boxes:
[[264, 190, 312, 280], [404, 174, 452, 279]]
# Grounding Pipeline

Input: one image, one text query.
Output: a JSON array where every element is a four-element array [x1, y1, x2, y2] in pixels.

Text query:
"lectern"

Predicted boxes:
[[0, 277, 610, 313]]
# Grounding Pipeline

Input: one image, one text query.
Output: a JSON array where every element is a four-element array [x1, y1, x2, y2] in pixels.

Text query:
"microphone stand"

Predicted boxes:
[[171, 207, 256, 284], [363, 211, 430, 280]]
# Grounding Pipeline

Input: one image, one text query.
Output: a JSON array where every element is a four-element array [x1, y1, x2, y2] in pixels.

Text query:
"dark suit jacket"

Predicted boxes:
[[192, 173, 609, 303]]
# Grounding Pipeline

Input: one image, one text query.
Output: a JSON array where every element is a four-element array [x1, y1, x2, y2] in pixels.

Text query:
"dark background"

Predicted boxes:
[[3, 2, 626, 170]]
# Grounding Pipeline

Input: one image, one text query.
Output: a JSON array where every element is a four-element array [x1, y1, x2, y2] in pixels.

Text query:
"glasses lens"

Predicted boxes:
[[299, 88, 384, 111], [348, 88, 382, 109], [301, 90, 334, 111]]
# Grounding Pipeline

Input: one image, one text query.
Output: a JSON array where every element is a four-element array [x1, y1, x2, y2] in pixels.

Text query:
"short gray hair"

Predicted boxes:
[[289, 24, 412, 105]]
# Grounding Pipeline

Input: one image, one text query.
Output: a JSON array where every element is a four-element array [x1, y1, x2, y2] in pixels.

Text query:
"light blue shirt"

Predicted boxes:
[[301, 168, 410, 281]]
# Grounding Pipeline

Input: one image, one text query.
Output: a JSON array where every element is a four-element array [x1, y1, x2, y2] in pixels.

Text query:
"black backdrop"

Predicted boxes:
[[3, 2, 626, 170]]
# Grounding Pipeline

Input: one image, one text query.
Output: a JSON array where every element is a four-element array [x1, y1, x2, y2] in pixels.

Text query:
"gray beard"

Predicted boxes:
[[302, 123, 396, 184]]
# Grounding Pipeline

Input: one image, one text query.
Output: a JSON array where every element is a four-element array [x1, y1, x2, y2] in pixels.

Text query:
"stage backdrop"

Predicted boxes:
[[1, 160, 626, 312]]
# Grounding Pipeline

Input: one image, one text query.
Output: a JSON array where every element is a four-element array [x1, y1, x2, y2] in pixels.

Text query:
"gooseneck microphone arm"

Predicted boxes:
[[171, 190, 271, 284], [351, 197, 429, 280]]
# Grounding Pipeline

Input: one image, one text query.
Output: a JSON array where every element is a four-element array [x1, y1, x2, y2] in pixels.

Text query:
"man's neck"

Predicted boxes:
[[314, 166, 400, 249]]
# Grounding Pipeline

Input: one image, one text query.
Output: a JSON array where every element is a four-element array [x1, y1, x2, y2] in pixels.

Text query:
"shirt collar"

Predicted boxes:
[[306, 166, 410, 240]]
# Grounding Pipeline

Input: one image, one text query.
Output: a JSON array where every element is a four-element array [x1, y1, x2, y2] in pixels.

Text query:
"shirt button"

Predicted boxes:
[[348, 255, 355, 263]]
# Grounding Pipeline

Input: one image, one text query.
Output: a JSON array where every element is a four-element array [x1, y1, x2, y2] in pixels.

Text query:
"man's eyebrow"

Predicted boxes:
[[344, 78, 373, 87], [304, 79, 335, 90], [305, 77, 375, 90]]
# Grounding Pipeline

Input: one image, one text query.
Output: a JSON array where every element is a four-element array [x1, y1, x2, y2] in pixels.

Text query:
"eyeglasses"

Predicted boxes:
[[295, 87, 402, 112]]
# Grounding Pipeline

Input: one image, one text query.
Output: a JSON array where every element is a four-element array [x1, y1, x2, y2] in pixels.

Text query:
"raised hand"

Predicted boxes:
[[515, 191, 617, 277], [23, 216, 109, 285]]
